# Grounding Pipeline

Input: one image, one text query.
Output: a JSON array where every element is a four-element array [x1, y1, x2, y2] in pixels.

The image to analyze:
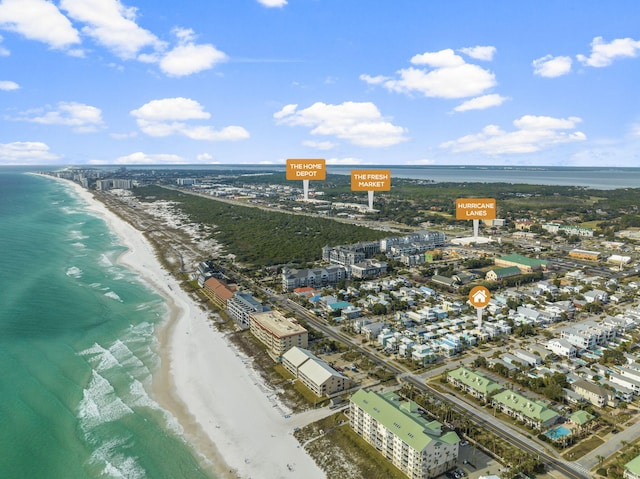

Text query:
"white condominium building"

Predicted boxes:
[[350, 389, 459, 479]]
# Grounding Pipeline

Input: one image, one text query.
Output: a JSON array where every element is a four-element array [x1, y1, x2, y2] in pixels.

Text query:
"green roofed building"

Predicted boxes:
[[485, 266, 522, 282], [491, 390, 559, 430], [568, 410, 594, 428], [495, 253, 548, 273], [350, 389, 459, 479], [625, 454, 640, 479], [447, 367, 503, 402]]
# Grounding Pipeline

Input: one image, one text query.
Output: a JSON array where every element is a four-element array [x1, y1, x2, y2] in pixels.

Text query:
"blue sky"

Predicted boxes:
[[1, 0, 639, 166]]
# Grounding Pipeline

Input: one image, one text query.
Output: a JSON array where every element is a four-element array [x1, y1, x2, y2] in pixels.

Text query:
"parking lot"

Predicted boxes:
[[436, 444, 503, 479]]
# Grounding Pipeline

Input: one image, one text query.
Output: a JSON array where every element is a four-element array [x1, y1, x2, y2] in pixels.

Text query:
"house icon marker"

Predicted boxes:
[[469, 286, 490, 308]]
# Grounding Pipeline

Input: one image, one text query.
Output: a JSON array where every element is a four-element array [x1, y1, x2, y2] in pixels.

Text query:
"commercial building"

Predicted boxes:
[[282, 347, 350, 397], [485, 266, 521, 281], [494, 254, 548, 273], [350, 389, 459, 479], [568, 249, 602, 261], [249, 310, 308, 358]]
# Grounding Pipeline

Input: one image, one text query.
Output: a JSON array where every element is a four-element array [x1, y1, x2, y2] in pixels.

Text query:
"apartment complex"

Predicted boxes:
[[249, 310, 308, 358], [491, 391, 559, 430], [281, 265, 348, 291], [447, 367, 502, 403], [350, 389, 459, 479], [282, 347, 350, 397]]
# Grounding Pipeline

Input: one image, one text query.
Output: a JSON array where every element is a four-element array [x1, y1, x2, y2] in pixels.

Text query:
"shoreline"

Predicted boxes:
[[44, 175, 327, 479]]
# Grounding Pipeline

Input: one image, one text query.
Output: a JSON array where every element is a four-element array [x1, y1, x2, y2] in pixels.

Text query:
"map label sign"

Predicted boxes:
[[286, 159, 326, 180], [456, 198, 496, 220], [351, 170, 391, 191]]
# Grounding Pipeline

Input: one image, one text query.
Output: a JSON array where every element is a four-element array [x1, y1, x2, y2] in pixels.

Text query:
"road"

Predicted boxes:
[[401, 376, 591, 479]]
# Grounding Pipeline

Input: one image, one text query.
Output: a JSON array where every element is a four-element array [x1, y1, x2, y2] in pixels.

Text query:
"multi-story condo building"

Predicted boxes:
[[380, 231, 446, 253], [350, 389, 459, 479], [249, 310, 308, 358], [542, 223, 594, 237], [281, 265, 348, 291], [227, 292, 266, 329]]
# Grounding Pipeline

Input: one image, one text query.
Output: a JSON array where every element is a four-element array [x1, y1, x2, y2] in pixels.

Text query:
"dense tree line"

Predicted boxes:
[[133, 186, 388, 267]]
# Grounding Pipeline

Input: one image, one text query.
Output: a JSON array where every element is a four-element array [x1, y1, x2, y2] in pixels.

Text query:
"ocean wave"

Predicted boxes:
[[109, 340, 151, 379], [69, 230, 89, 241], [78, 370, 133, 431], [88, 436, 146, 479], [66, 266, 83, 278], [72, 242, 86, 249], [104, 291, 122, 302]]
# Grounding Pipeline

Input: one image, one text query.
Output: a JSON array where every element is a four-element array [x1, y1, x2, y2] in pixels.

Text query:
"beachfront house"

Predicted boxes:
[[282, 347, 350, 397]]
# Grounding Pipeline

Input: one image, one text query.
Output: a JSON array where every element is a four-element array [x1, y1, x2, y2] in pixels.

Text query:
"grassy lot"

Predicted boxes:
[[562, 435, 604, 460]]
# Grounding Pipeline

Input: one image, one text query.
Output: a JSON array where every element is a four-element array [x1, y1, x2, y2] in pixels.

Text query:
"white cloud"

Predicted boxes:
[[532, 55, 572, 77], [459, 45, 496, 61], [274, 101, 409, 147], [440, 115, 586, 155], [453, 94, 507, 112], [0, 141, 61, 164], [196, 153, 218, 163], [16, 101, 104, 132], [131, 97, 249, 141], [577, 36, 640, 67], [110, 131, 137, 139], [257, 0, 287, 7], [0, 0, 80, 50], [361, 48, 496, 99], [302, 140, 337, 150], [0, 34, 9, 55], [60, 0, 164, 59], [131, 97, 210, 121], [159, 28, 227, 76], [109, 151, 187, 164], [0, 80, 19, 90], [326, 157, 364, 165]]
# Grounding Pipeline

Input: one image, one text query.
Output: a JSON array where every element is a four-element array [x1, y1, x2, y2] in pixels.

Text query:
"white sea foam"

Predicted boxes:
[[68, 230, 89, 241], [104, 291, 122, 302], [78, 370, 133, 431], [109, 340, 151, 379], [99, 253, 113, 268], [66, 266, 83, 278], [88, 436, 146, 479], [72, 242, 86, 249]]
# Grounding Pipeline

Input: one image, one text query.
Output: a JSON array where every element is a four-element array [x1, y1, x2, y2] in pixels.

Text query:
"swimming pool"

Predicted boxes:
[[545, 426, 571, 440]]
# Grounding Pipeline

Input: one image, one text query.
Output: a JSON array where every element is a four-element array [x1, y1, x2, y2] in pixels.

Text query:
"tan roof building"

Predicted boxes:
[[250, 310, 308, 358]]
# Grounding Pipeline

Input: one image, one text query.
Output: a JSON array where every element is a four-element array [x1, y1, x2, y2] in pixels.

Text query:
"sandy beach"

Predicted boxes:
[[54, 177, 328, 479]]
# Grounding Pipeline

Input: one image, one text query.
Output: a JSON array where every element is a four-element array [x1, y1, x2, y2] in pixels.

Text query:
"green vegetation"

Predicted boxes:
[[132, 185, 388, 266], [294, 412, 409, 479]]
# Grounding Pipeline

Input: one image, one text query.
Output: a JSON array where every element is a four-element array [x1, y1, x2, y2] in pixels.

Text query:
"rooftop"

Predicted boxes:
[[251, 310, 307, 338]]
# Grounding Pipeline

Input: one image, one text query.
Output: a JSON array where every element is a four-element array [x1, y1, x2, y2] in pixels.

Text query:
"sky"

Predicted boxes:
[[1, 0, 640, 167]]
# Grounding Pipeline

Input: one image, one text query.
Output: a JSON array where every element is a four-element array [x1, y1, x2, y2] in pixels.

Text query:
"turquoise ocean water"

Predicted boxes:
[[0, 170, 212, 478]]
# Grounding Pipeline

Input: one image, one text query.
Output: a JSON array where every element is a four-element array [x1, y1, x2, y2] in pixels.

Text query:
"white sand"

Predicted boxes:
[[52, 177, 327, 479]]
